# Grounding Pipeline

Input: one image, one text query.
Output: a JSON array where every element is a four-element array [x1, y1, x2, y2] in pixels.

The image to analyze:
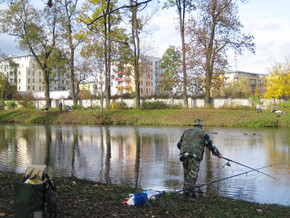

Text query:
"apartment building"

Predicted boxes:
[[0, 54, 70, 93], [0, 57, 17, 85], [111, 64, 134, 96], [139, 57, 152, 96], [224, 71, 266, 95], [110, 56, 163, 97]]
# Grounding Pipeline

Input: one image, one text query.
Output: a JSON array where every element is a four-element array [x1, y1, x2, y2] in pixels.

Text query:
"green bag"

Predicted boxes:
[[14, 165, 57, 218], [14, 183, 45, 218]]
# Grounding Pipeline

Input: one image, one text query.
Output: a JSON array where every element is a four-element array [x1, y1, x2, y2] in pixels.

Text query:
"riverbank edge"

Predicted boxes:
[[0, 108, 289, 127], [1, 172, 289, 217]]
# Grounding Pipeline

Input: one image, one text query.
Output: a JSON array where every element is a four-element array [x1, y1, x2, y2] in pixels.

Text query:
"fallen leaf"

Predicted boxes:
[[104, 188, 114, 191]]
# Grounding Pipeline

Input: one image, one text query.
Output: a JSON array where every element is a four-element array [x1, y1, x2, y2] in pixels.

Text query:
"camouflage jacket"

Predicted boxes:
[[177, 127, 220, 161]]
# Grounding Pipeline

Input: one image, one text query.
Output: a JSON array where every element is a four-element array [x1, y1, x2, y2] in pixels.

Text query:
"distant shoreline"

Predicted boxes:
[[0, 108, 289, 127]]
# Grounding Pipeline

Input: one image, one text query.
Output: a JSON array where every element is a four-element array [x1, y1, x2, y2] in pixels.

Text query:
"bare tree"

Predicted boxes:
[[186, 0, 255, 106], [57, 0, 83, 105], [164, 0, 196, 107]]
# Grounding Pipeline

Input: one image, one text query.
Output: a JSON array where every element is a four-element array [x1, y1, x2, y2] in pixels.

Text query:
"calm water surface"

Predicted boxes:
[[0, 124, 289, 206]]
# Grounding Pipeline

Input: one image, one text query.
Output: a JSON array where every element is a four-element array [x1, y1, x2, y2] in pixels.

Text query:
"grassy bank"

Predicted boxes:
[[1, 172, 289, 217], [0, 108, 289, 127]]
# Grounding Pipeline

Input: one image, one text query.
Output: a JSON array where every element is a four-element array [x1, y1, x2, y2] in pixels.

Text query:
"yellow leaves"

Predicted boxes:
[[264, 62, 290, 99]]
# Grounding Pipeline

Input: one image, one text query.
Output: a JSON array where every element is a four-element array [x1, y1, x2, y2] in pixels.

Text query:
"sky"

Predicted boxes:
[[1, 0, 290, 75]]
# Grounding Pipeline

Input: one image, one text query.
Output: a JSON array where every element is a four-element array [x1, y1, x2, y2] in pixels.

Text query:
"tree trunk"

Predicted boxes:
[[180, 23, 188, 107], [68, 31, 77, 105], [44, 68, 51, 108], [131, 4, 140, 108], [178, 1, 188, 108], [70, 54, 77, 105], [205, 76, 211, 106]]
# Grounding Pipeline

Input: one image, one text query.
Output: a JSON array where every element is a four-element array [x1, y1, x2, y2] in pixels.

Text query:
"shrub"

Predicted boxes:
[[72, 104, 85, 110], [276, 102, 290, 112], [111, 101, 128, 110], [15, 93, 35, 109], [7, 101, 18, 109], [141, 101, 169, 110], [248, 95, 261, 105]]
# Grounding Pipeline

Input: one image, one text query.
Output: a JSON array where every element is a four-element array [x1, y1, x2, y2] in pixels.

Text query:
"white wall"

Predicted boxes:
[[5, 97, 287, 110], [32, 90, 71, 100]]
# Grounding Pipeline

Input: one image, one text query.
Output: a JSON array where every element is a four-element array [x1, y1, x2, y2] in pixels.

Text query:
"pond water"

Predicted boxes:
[[0, 124, 289, 206]]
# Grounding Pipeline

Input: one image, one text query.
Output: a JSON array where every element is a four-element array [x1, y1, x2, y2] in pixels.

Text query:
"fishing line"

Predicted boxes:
[[238, 173, 248, 200], [222, 157, 285, 184]]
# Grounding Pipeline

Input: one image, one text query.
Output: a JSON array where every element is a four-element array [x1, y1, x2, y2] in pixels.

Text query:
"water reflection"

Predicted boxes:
[[0, 124, 289, 206]]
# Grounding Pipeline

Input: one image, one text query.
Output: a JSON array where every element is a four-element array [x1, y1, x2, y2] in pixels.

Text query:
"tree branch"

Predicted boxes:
[[81, 0, 153, 28]]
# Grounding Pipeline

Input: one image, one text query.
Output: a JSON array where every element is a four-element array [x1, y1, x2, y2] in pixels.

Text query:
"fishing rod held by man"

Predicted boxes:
[[175, 162, 283, 194], [221, 157, 282, 182]]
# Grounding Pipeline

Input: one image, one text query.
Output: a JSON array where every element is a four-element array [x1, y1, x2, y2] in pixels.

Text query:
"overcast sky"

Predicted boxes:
[[1, 0, 290, 75]]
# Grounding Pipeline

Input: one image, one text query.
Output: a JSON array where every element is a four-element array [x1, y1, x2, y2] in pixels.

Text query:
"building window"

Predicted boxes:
[[32, 86, 35, 91], [39, 79, 41, 83], [32, 71, 35, 76], [19, 79, 21, 83], [39, 86, 41, 91], [33, 78, 35, 83], [39, 71, 41, 76], [18, 86, 21, 90], [28, 70, 30, 75], [28, 78, 30, 83], [28, 85, 30, 90]]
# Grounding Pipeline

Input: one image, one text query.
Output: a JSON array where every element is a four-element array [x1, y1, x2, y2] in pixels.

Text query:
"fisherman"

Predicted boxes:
[[59, 100, 62, 112], [65, 104, 72, 112], [256, 103, 261, 113], [177, 119, 222, 202], [41, 105, 48, 112]]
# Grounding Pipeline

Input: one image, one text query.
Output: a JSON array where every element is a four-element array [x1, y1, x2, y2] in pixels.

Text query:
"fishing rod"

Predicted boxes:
[[175, 162, 283, 194], [222, 157, 282, 182]]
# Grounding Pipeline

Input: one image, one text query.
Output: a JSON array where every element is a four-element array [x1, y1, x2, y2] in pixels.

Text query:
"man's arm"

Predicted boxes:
[[205, 134, 222, 158], [177, 134, 184, 150]]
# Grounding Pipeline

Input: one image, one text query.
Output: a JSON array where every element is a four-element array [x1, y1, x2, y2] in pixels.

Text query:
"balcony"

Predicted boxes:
[[116, 86, 129, 89], [116, 78, 128, 82]]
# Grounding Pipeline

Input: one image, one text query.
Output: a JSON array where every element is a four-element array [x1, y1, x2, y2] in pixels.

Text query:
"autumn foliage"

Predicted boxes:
[[264, 62, 290, 100]]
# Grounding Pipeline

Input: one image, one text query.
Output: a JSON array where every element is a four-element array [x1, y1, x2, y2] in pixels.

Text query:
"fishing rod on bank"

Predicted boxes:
[[221, 157, 283, 183], [174, 162, 283, 194]]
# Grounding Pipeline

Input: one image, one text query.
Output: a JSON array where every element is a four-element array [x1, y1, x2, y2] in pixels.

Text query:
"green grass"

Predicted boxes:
[[0, 107, 289, 127]]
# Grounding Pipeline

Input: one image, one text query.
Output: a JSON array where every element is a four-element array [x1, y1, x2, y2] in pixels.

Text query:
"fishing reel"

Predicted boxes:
[[222, 161, 231, 168]]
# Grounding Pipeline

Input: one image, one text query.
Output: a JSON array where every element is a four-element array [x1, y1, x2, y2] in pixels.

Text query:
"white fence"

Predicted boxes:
[[32, 90, 71, 100], [30, 98, 287, 110], [4, 92, 287, 110]]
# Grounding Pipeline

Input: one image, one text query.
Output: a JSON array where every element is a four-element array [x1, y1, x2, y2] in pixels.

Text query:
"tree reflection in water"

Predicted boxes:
[[0, 125, 289, 206]]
